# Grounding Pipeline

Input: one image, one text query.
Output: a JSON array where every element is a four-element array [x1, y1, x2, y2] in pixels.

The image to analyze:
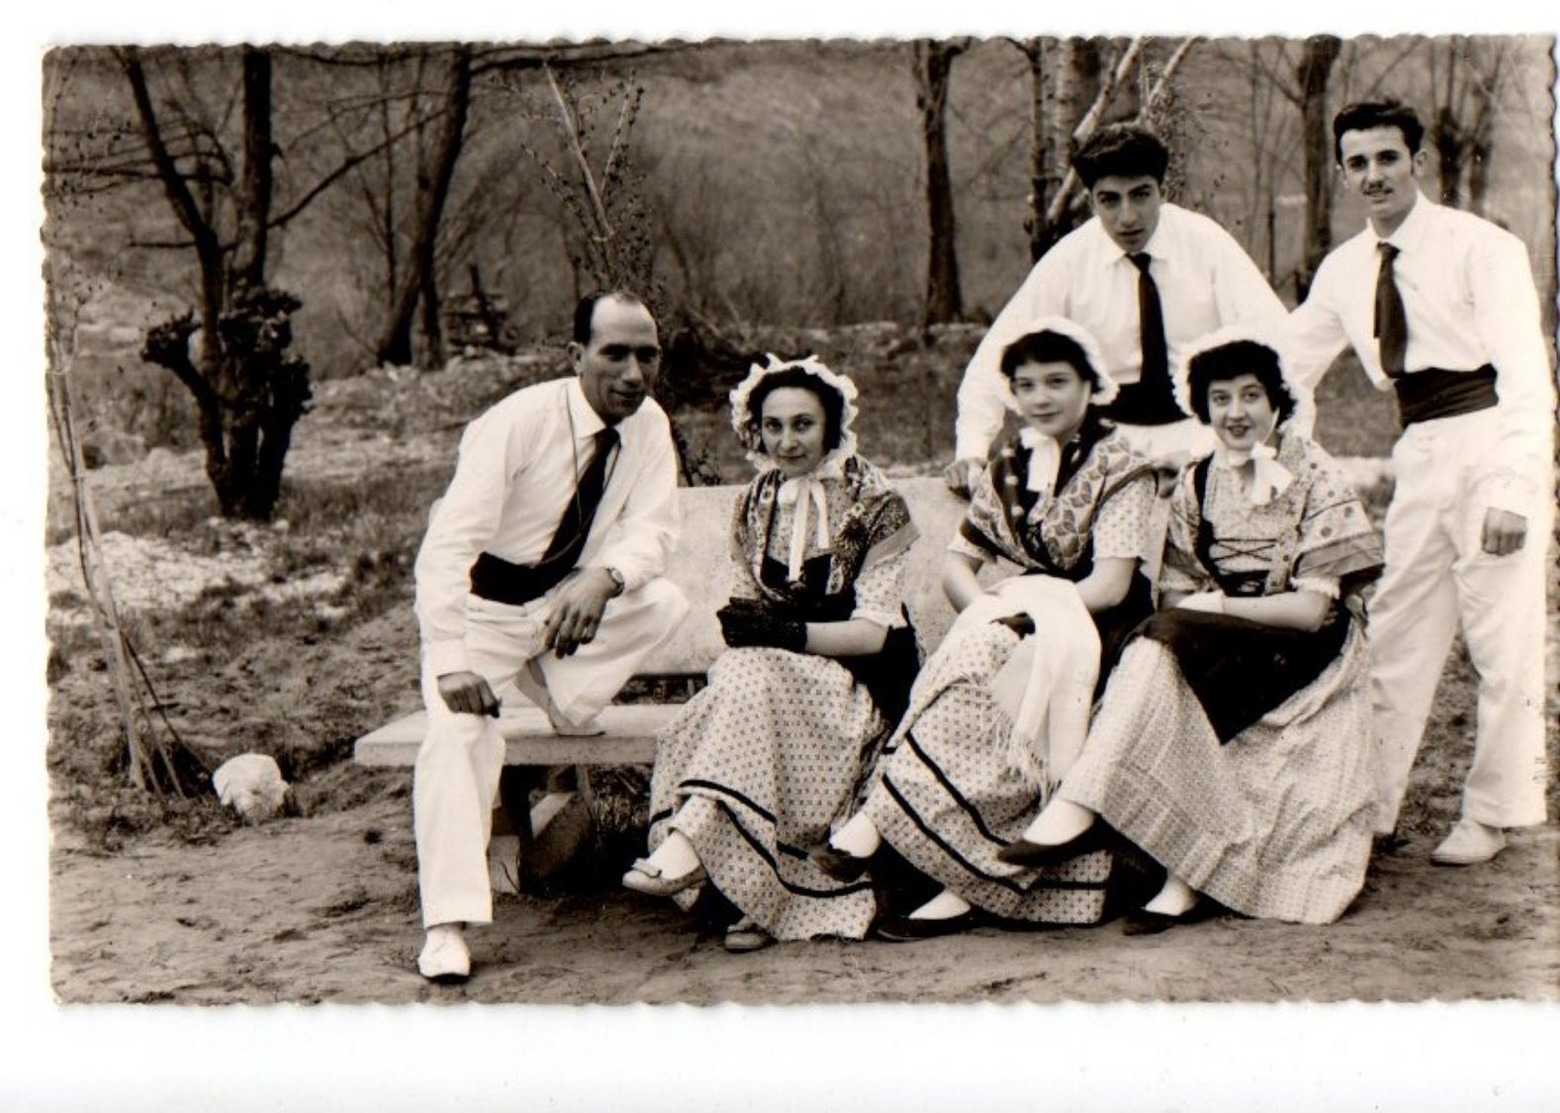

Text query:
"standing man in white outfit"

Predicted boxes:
[[946, 123, 1287, 496], [412, 291, 688, 980], [1285, 99, 1555, 866]]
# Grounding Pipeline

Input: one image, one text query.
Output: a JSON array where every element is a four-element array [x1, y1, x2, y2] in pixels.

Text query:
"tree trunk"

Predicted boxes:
[[915, 39, 965, 330], [1467, 139, 1491, 215], [1022, 38, 1056, 264], [1038, 37, 1103, 248], [1434, 105, 1467, 208], [125, 46, 311, 521], [375, 44, 473, 367], [230, 47, 272, 295], [1296, 34, 1341, 301], [418, 254, 444, 370]]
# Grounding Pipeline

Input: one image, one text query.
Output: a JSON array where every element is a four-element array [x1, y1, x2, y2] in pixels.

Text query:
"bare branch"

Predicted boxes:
[[267, 102, 451, 229], [1072, 36, 1145, 142], [1145, 37, 1200, 108], [118, 47, 219, 253], [545, 65, 613, 247]]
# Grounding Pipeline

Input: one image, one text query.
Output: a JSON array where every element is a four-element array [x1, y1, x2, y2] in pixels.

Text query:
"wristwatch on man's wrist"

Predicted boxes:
[[603, 566, 625, 597]]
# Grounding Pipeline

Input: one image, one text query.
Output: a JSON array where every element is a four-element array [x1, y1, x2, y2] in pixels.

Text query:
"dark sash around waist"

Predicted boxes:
[[1102, 379, 1186, 427], [469, 550, 575, 607], [1393, 365, 1497, 427]]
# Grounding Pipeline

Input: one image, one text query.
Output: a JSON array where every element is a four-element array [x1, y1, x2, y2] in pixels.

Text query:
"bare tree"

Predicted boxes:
[[1018, 39, 1051, 264], [1297, 34, 1343, 297], [373, 45, 474, 368], [119, 45, 311, 521], [1012, 38, 1103, 263], [914, 38, 969, 329], [1425, 36, 1509, 214]]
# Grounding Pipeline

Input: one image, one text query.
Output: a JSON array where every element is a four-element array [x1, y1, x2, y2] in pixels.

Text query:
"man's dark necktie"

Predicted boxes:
[[541, 426, 618, 570], [1373, 242, 1408, 378], [1130, 251, 1174, 417]]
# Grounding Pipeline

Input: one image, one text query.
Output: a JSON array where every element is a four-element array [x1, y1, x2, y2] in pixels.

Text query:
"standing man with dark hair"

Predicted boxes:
[[411, 290, 688, 980], [947, 123, 1287, 495], [1286, 99, 1555, 865]]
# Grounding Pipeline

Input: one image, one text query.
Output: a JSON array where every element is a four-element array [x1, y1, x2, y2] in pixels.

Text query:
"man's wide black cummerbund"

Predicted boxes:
[[1394, 365, 1497, 427], [469, 550, 573, 607]]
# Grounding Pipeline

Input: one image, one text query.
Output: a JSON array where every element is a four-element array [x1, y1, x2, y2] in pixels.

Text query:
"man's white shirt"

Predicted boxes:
[[414, 375, 680, 675], [954, 202, 1287, 460], [1284, 194, 1555, 517]]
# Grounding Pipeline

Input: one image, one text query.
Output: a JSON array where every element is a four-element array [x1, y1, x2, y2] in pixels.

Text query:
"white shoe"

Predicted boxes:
[[418, 924, 471, 982], [1431, 818, 1507, 866]]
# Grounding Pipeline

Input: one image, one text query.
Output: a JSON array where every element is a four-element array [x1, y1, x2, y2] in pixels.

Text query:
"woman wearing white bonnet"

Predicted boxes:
[[816, 317, 1158, 939], [623, 354, 920, 951], [1003, 326, 1386, 931]]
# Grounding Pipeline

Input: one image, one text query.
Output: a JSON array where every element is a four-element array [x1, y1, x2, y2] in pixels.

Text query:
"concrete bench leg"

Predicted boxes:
[[490, 766, 594, 894]]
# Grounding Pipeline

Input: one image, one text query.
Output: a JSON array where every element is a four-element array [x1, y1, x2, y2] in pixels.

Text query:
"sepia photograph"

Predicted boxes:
[[10, 4, 1560, 1110]]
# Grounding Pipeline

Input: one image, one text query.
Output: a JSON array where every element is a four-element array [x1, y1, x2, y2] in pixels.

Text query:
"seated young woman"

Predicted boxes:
[[813, 318, 1157, 939], [622, 355, 920, 952], [1000, 327, 1385, 932]]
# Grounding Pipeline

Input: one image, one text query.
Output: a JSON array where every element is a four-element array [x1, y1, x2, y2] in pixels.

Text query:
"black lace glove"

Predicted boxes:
[[717, 598, 808, 652], [991, 612, 1036, 637]]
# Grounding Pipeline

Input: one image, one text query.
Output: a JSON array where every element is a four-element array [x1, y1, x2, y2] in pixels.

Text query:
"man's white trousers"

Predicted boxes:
[[1370, 409, 1552, 833], [414, 579, 688, 927]]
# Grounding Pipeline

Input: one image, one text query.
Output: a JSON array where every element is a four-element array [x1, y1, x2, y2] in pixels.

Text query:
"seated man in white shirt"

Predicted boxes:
[[411, 290, 689, 981], [946, 123, 1287, 496], [1284, 98, 1555, 866]]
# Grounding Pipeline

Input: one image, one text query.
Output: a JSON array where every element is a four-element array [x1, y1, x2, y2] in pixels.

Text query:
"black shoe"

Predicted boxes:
[[1120, 900, 1217, 937], [872, 909, 984, 942], [809, 842, 872, 883], [995, 822, 1110, 868]]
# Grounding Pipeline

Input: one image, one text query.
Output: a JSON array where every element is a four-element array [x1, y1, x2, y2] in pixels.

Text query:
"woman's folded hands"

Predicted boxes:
[[717, 597, 808, 652]]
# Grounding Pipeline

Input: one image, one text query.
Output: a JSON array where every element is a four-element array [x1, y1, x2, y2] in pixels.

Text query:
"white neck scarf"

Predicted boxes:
[[1214, 430, 1292, 507], [775, 457, 845, 583], [1019, 426, 1064, 495]]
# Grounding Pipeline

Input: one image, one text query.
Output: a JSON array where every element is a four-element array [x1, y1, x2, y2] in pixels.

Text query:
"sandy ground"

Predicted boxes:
[[45, 777, 1560, 1005]]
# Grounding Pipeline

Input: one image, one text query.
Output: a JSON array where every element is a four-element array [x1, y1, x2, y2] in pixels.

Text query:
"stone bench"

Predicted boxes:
[[353, 476, 976, 889]]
